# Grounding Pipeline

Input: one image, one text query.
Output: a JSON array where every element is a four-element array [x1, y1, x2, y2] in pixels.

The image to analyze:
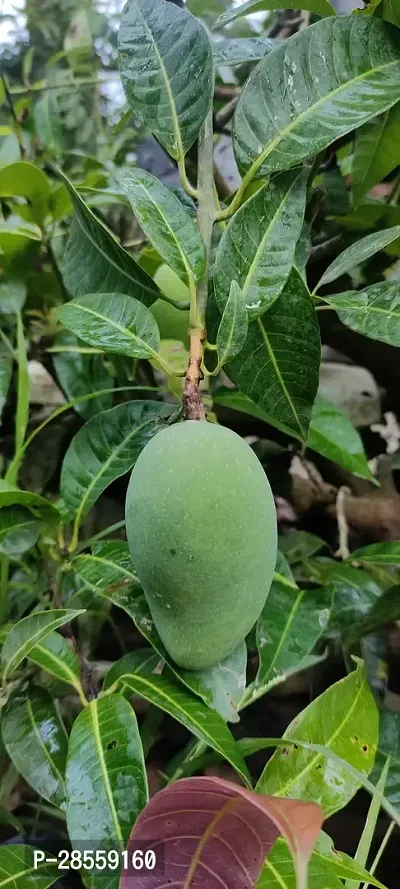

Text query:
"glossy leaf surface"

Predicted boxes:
[[308, 396, 374, 481], [0, 846, 60, 889], [352, 103, 400, 207], [57, 293, 161, 360], [2, 609, 84, 681], [214, 0, 334, 29], [216, 281, 248, 367], [324, 282, 400, 346], [316, 226, 400, 289], [28, 630, 82, 693], [0, 506, 40, 555]]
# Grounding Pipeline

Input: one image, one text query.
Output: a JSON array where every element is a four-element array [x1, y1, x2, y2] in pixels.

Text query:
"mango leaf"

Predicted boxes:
[[350, 542, 400, 564], [307, 396, 374, 481], [100, 588, 246, 723], [352, 103, 400, 207], [216, 281, 248, 368], [233, 17, 400, 180], [121, 169, 205, 284], [224, 269, 320, 442], [0, 506, 41, 555], [57, 293, 161, 360], [324, 282, 400, 347], [346, 586, 400, 644], [117, 670, 251, 786], [379, 0, 400, 27], [118, 0, 214, 160], [257, 661, 379, 816], [213, 37, 275, 67], [120, 776, 323, 889], [28, 630, 83, 696], [370, 709, 400, 808], [214, 170, 308, 319], [257, 836, 387, 889], [253, 576, 331, 689], [103, 650, 161, 692], [316, 226, 400, 289], [60, 402, 174, 544], [0, 162, 51, 226], [34, 92, 62, 155], [2, 687, 68, 808], [213, 0, 335, 29], [0, 281, 27, 315], [1, 609, 84, 681], [315, 832, 388, 888], [73, 541, 139, 593], [60, 173, 158, 307], [0, 846, 60, 889], [0, 480, 60, 524], [66, 694, 148, 888], [326, 564, 383, 634], [53, 330, 113, 421]]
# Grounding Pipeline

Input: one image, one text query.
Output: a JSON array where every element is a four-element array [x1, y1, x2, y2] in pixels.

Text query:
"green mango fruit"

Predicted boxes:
[[151, 264, 190, 346], [125, 420, 277, 670]]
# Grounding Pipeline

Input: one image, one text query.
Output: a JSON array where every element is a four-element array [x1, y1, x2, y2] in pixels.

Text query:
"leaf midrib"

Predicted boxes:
[[29, 642, 80, 691], [63, 302, 157, 358], [0, 859, 57, 888], [3, 612, 79, 680], [256, 317, 305, 440], [130, 177, 193, 282], [75, 552, 137, 582], [258, 587, 304, 686], [90, 700, 125, 850], [26, 694, 66, 794], [330, 297, 400, 319]]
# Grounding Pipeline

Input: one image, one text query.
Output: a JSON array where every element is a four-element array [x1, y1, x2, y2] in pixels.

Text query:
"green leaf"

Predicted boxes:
[[103, 650, 161, 693], [350, 542, 400, 564], [224, 269, 321, 442], [316, 226, 400, 289], [379, 0, 400, 26], [280, 529, 326, 565], [0, 346, 12, 422], [57, 293, 161, 361], [2, 687, 68, 807], [316, 832, 388, 888], [103, 589, 247, 723], [257, 662, 379, 816], [121, 169, 205, 284], [216, 281, 248, 368], [307, 396, 374, 481], [214, 170, 308, 319], [257, 839, 343, 889], [118, 0, 214, 160], [233, 17, 400, 181], [53, 331, 113, 421], [0, 506, 40, 555], [0, 480, 61, 524], [326, 564, 383, 634], [34, 93, 62, 156], [352, 103, 400, 208], [346, 586, 400, 644], [1, 609, 84, 681], [253, 576, 331, 689], [213, 0, 335, 29], [370, 709, 400, 808], [60, 401, 174, 545], [213, 37, 275, 67], [117, 670, 252, 787], [0, 845, 60, 889], [66, 694, 148, 887], [73, 541, 139, 593], [60, 172, 158, 307], [324, 282, 400, 347], [0, 163, 51, 226], [0, 281, 27, 315], [28, 630, 83, 696]]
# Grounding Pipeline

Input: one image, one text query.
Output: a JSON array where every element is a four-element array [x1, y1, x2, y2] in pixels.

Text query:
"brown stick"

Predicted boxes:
[[183, 328, 206, 421]]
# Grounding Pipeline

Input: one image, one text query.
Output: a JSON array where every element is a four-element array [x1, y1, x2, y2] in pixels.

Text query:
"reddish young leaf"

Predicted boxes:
[[119, 775, 323, 889]]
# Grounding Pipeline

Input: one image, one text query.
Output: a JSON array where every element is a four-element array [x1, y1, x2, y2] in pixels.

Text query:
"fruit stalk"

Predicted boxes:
[[183, 108, 215, 421]]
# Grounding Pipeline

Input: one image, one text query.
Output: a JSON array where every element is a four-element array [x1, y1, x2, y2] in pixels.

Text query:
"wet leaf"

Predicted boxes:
[[120, 776, 323, 889], [119, 0, 214, 159], [116, 669, 251, 786], [214, 170, 308, 319], [53, 330, 113, 421], [257, 661, 379, 816], [307, 396, 374, 481], [73, 541, 139, 593], [326, 564, 383, 634], [370, 709, 400, 808], [60, 172, 158, 307], [103, 650, 161, 693], [224, 269, 320, 442], [2, 609, 84, 681], [233, 17, 400, 179], [57, 293, 161, 361], [316, 226, 400, 289], [66, 694, 148, 889], [324, 282, 400, 346], [213, 37, 275, 67], [214, 0, 334, 29], [121, 169, 205, 284], [2, 687, 68, 808], [216, 281, 248, 368], [352, 100, 400, 207], [28, 630, 83, 695], [60, 402, 174, 540], [346, 586, 400, 644]]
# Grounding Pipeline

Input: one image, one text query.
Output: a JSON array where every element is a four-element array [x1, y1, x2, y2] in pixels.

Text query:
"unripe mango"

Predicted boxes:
[[151, 265, 190, 346], [125, 420, 277, 670]]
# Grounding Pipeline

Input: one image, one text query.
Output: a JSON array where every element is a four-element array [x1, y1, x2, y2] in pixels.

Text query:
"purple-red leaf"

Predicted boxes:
[[120, 775, 324, 889]]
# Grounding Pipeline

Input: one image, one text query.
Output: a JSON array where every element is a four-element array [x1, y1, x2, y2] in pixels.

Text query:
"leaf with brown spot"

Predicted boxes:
[[119, 775, 323, 889]]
